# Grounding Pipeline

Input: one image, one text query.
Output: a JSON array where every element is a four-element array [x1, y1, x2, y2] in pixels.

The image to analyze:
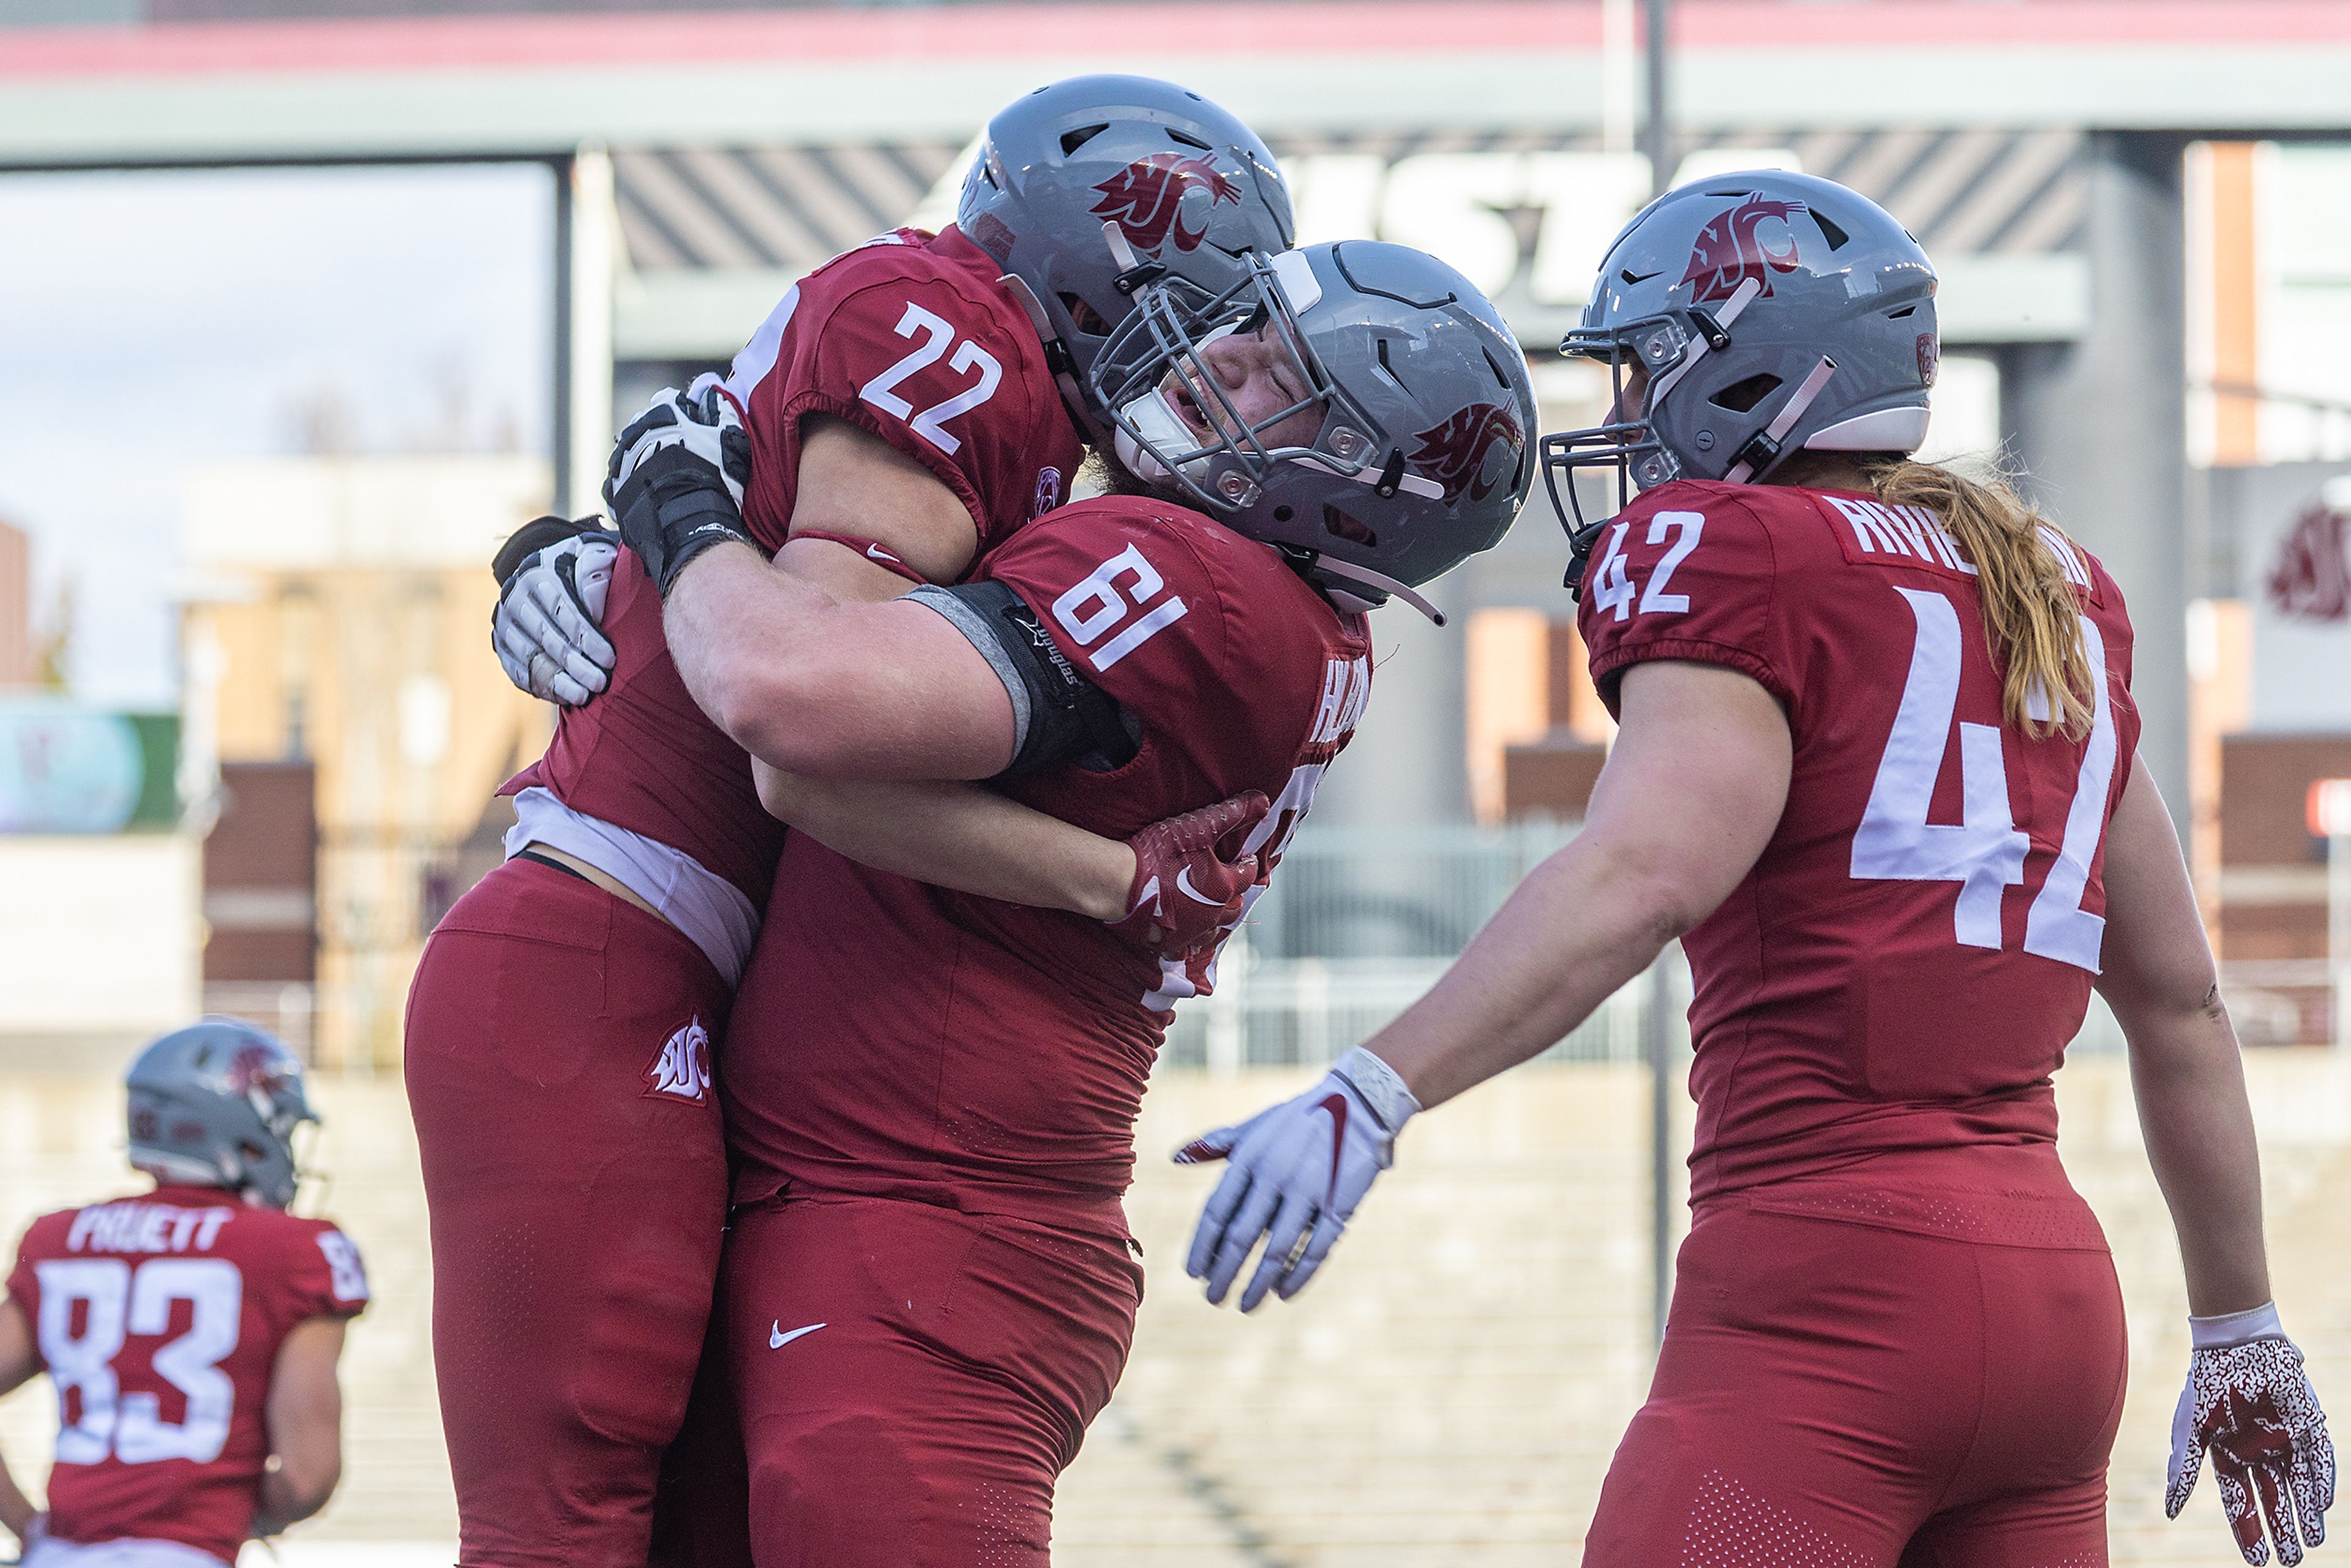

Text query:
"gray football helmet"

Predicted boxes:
[[126, 1018, 317, 1210], [956, 73, 1294, 435], [1545, 170, 1939, 586], [1090, 240, 1537, 618]]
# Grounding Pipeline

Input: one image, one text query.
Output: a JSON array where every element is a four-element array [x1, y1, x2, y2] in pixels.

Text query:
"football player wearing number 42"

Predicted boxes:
[[609, 236, 1537, 1566], [0, 1021, 367, 1568], [1183, 170, 2333, 1568]]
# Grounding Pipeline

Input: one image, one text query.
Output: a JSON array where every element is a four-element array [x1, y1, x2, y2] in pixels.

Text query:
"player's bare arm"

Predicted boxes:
[[602, 380, 1016, 777], [0, 1292, 42, 1544], [788, 414, 983, 583], [2104, 756, 2335, 1564], [661, 537, 1018, 779], [1179, 659, 1790, 1309], [749, 758, 1124, 920], [252, 1315, 348, 1538], [2098, 753, 2271, 1315], [1373, 659, 1788, 1109]]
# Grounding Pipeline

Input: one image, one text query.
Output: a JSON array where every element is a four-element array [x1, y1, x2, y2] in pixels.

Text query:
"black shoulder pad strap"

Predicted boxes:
[[906, 581, 1139, 778]]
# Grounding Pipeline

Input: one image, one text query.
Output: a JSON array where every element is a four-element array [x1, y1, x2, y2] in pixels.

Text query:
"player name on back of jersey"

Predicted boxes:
[[1815, 490, 2101, 601], [66, 1199, 236, 1256]]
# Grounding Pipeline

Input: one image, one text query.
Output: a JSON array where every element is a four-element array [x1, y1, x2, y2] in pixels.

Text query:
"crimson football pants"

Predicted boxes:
[[1584, 1198, 2128, 1568], [405, 857, 732, 1568], [722, 1192, 1142, 1567]]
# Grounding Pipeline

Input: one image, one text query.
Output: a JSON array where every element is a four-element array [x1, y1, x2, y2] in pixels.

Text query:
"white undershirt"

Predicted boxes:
[[503, 787, 760, 988]]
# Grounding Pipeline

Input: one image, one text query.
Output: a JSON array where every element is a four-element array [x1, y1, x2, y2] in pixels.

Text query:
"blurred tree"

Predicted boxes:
[[36, 578, 73, 691]]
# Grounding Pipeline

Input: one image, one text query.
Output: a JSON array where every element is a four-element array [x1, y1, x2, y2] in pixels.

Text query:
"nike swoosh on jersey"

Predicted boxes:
[[1313, 1092, 1349, 1209], [866, 543, 905, 566], [769, 1321, 827, 1349]]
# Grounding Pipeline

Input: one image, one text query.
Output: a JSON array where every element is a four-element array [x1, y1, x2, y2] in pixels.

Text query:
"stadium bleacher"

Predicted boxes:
[[4, 1052, 2347, 1564]]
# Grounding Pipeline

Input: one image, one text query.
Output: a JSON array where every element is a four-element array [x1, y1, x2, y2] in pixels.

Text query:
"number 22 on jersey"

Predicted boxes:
[[859, 302, 1002, 457], [1851, 585, 2117, 973]]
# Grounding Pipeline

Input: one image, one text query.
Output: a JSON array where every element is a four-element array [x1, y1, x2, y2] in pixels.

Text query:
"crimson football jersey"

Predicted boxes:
[[1577, 480, 2140, 1208], [6, 1187, 369, 1564], [507, 226, 1082, 907], [723, 494, 1374, 1239]]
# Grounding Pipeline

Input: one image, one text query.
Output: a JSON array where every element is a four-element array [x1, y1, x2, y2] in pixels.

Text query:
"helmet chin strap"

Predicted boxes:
[[994, 272, 1095, 435], [1722, 355, 1840, 484], [1307, 553, 1447, 626], [1101, 220, 1143, 276]]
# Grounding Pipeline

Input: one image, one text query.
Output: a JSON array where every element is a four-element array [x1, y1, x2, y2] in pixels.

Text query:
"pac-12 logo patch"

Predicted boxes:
[[645, 1017, 713, 1105], [1679, 195, 1806, 306], [1090, 153, 1240, 253], [1032, 465, 1064, 520]]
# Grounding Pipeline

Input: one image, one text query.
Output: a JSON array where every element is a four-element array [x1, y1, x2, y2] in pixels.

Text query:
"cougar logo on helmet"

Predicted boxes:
[[1679, 196, 1807, 306], [228, 1043, 289, 1096], [1408, 403, 1526, 505], [1089, 153, 1240, 253]]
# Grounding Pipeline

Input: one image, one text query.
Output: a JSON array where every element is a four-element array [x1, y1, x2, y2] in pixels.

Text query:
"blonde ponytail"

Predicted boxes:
[[1860, 457, 2097, 742]]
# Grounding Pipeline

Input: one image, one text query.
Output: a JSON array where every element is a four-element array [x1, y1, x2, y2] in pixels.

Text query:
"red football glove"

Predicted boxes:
[[2168, 1306, 2336, 1567], [1107, 791, 1270, 959]]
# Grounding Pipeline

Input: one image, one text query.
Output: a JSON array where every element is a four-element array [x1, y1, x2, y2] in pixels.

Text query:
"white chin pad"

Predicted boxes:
[[1114, 391, 1204, 483], [1804, 405, 1930, 452]]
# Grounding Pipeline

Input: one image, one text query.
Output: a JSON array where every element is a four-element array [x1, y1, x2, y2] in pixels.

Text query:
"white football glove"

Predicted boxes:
[[607, 371, 749, 511], [605, 372, 757, 598], [493, 527, 618, 707], [2168, 1303, 2336, 1566], [1176, 1046, 1420, 1311]]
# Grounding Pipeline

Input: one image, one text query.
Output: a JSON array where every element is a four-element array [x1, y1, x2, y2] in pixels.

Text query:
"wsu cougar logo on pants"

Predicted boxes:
[[645, 1017, 713, 1105]]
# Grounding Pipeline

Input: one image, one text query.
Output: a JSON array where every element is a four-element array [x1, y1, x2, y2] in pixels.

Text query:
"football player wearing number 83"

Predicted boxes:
[[1181, 170, 2331, 1568], [0, 1020, 367, 1568], [613, 238, 1536, 1566]]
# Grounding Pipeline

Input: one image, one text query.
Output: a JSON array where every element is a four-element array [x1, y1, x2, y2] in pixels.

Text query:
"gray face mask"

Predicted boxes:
[[1089, 242, 1538, 620]]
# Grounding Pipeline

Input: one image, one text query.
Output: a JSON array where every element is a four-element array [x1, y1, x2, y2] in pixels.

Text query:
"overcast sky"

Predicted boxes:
[[0, 163, 553, 707]]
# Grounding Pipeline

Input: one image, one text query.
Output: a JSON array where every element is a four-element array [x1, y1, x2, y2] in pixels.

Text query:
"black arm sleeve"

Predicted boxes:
[[904, 582, 1141, 778]]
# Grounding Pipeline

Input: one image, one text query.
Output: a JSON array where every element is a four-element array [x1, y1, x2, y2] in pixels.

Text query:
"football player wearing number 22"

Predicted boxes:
[[409, 77, 1295, 1568], [1183, 171, 2334, 1568], [0, 1021, 367, 1568]]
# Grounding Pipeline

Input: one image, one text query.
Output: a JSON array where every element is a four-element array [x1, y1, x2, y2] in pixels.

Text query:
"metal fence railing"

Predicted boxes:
[[1159, 817, 1681, 1073], [1152, 816, 2224, 1073]]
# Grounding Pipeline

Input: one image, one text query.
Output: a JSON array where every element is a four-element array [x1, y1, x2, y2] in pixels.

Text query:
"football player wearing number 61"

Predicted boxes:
[[0, 1020, 366, 1568], [1180, 170, 2334, 1568], [612, 236, 1537, 1564]]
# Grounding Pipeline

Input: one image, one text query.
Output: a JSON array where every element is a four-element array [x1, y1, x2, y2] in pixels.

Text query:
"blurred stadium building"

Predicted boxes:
[[179, 456, 554, 1065], [4, 2, 2351, 1559], [0, 0, 2347, 1060]]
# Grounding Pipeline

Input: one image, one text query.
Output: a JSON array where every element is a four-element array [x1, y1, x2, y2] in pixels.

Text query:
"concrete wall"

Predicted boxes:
[[0, 835, 200, 1037]]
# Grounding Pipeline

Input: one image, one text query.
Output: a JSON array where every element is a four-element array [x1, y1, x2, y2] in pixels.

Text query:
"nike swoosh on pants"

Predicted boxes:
[[769, 1321, 827, 1349]]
